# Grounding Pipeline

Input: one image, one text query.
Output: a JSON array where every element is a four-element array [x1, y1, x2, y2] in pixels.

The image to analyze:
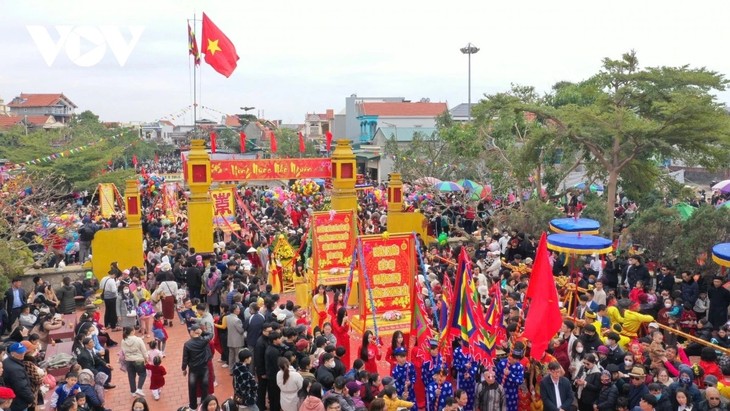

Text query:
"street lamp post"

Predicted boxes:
[[460, 43, 480, 121]]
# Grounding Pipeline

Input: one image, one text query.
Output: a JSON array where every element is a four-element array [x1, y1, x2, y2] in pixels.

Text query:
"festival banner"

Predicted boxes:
[[358, 233, 415, 318], [98, 183, 116, 218], [210, 187, 239, 231], [311, 210, 356, 285], [210, 158, 331, 181]]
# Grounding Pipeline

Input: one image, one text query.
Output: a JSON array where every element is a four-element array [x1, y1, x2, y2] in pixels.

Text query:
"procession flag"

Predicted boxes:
[[325, 130, 333, 151], [298, 131, 305, 154], [188, 22, 200, 65], [522, 232, 562, 359], [240, 132, 247, 153], [269, 129, 278, 153], [201, 13, 239, 77], [411, 280, 434, 361], [210, 132, 217, 154]]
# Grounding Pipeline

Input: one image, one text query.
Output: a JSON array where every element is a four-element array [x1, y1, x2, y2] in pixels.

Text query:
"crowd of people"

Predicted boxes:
[[5, 151, 730, 411]]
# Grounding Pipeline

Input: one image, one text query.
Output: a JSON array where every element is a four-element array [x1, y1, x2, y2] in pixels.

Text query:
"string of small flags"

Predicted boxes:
[[12, 130, 134, 170], [159, 105, 193, 122]]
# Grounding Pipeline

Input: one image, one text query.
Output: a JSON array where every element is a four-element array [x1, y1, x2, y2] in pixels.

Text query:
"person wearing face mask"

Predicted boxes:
[[116, 284, 138, 330], [575, 354, 602, 411], [594, 369, 618, 411], [580, 324, 602, 352], [622, 355, 636, 376], [667, 365, 702, 408], [315, 353, 336, 391], [475, 368, 506, 411], [647, 383, 671, 411]]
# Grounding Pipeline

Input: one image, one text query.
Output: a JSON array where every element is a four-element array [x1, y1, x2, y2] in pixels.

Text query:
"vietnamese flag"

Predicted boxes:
[[325, 130, 333, 151], [210, 132, 217, 153], [201, 13, 239, 78], [239, 131, 247, 153], [522, 232, 563, 359], [298, 131, 305, 153]]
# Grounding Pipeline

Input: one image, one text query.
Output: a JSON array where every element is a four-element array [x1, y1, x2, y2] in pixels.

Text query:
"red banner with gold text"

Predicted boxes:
[[311, 210, 356, 285], [359, 234, 415, 317], [210, 158, 331, 181]]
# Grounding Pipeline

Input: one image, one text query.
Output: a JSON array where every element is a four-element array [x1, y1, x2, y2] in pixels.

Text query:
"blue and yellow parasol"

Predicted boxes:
[[712, 243, 730, 267], [547, 233, 613, 255], [549, 218, 600, 235]]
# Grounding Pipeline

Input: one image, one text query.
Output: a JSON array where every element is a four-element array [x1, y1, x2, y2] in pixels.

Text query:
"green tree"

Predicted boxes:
[[536, 51, 730, 235], [490, 198, 563, 236], [628, 205, 683, 262], [273, 128, 318, 158], [668, 205, 730, 270]]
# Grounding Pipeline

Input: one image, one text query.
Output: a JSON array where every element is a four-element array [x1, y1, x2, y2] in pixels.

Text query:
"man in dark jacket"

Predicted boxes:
[[3, 342, 35, 411], [4, 278, 27, 334], [254, 323, 273, 411], [540, 361, 574, 411], [625, 256, 650, 290], [75, 337, 115, 389], [181, 325, 213, 409], [655, 266, 676, 295], [601, 253, 622, 291], [264, 331, 285, 411], [77, 217, 99, 264], [681, 271, 699, 308], [246, 303, 265, 350]]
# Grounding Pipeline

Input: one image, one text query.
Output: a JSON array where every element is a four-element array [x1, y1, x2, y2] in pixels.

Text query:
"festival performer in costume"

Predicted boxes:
[[421, 339, 446, 389], [426, 366, 453, 411], [494, 343, 525, 411], [391, 347, 417, 411], [359, 330, 381, 374], [311, 285, 328, 330], [331, 307, 351, 368], [454, 340, 479, 411], [385, 331, 406, 374]]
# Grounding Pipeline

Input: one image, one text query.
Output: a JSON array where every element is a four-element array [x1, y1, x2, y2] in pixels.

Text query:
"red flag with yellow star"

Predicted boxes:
[[201, 13, 239, 77]]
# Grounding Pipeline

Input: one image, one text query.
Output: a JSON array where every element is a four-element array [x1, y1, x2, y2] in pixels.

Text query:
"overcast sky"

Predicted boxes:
[[2, 0, 730, 125]]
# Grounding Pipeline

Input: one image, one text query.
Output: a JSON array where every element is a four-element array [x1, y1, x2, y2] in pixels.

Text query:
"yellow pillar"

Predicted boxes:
[[329, 139, 358, 213], [386, 172, 434, 242], [329, 139, 358, 305], [186, 139, 214, 254], [124, 179, 141, 228], [387, 172, 403, 214]]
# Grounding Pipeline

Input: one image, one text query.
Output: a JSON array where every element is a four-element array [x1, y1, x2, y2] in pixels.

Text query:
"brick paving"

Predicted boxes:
[[57, 291, 390, 411]]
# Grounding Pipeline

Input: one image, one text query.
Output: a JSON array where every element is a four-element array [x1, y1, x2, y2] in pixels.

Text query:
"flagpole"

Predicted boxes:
[[192, 14, 198, 134]]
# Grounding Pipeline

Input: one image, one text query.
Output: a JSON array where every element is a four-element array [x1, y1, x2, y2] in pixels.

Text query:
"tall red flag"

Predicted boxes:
[[210, 132, 217, 153], [522, 232, 562, 359], [325, 130, 333, 151], [154, 153, 159, 164], [298, 131, 305, 153], [269, 130, 277, 153], [201, 13, 239, 77], [132, 154, 138, 167], [239, 132, 247, 153], [188, 22, 200, 65]]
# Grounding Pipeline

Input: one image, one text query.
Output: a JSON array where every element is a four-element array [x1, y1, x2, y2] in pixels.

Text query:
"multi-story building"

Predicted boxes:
[[8, 93, 77, 124]]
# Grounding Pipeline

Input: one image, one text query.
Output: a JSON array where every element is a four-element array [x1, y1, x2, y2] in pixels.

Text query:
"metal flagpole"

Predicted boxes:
[[192, 14, 198, 134]]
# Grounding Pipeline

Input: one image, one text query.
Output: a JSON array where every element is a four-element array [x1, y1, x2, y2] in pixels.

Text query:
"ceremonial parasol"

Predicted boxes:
[[549, 218, 600, 235], [434, 181, 463, 192], [712, 243, 730, 267], [547, 233, 613, 255], [456, 179, 482, 191]]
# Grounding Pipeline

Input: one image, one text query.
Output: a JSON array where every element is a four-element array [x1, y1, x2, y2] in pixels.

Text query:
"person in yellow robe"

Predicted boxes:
[[311, 284, 329, 330]]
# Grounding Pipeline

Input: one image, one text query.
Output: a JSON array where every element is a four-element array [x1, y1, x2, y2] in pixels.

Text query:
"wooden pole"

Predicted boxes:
[[654, 323, 730, 356]]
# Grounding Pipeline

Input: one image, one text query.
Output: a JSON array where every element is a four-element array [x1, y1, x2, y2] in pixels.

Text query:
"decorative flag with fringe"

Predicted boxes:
[[210, 132, 217, 153], [523, 232, 562, 360], [298, 131, 305, 153], [448, 248, 504, 362], [240, 131, 247, 153], [188, 22, 200, 65], [269, 129, 277, 153], [411, 280, 435, 362]]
